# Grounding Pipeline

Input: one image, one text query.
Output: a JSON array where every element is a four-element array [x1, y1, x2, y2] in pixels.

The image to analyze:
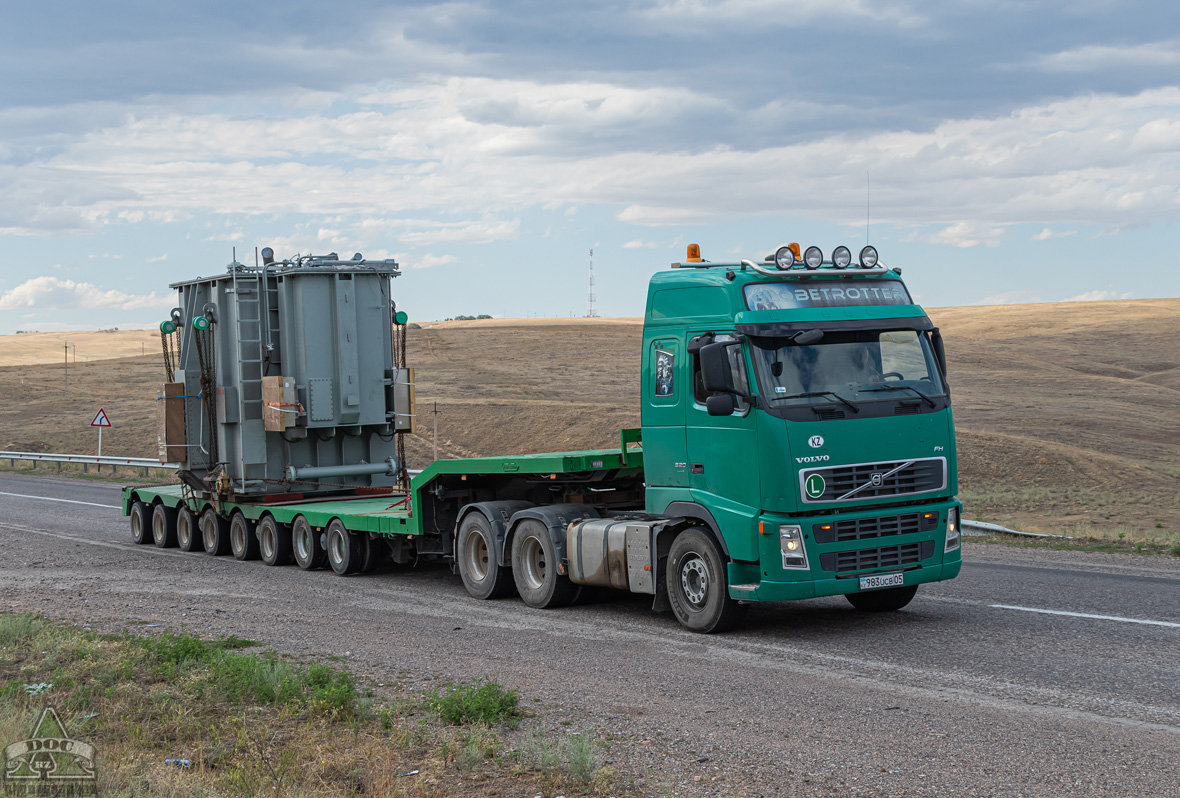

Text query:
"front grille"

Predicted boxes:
[[894, 404, 920, 415], [814, 513, 923, 543], [815, 409, 846, 420], [819, 541, 935, 572], [800, 457, 946, 503]]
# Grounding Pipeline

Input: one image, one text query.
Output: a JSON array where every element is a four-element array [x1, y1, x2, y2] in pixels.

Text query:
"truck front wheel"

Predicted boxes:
[[667, 528, 747, 634], [511, 519, 577, 609], [845, 585, 918, 612], [457, 512, 514, 599]]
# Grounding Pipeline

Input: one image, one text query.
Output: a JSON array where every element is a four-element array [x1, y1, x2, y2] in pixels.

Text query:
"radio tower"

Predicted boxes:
[[586, 248, 598, 318]]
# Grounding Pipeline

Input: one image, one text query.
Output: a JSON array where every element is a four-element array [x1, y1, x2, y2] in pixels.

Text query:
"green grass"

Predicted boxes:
[[424, 677, 520, 726]]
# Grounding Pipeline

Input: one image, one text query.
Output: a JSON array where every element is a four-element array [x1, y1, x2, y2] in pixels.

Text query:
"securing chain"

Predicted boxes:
[[160, 329, 179, 382]]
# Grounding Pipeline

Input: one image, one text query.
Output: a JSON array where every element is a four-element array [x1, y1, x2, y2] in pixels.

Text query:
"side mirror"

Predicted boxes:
[[700, 341, 739, 394], [706, 394, 735, 416], [931, 328, 948, 378]]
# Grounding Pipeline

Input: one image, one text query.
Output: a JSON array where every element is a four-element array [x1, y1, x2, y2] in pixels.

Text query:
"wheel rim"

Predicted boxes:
[[152, 512, 164, 543], [132, 513, 142, 539], [231, 521, 245, 554], [178, 515, 192, 548], [680, 556, 709, 607], [465, 529, 490, 581], [260, 524, 275, 560], [330, 529, 345, 566], [521, 535, 546, 590], [202, 518, 215, 550], [295, 525, 311, 561]]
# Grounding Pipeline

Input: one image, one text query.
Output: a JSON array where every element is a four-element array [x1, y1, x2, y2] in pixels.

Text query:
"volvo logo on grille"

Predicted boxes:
[[808, 435, 824, 449], [871, 472, 884, 487]]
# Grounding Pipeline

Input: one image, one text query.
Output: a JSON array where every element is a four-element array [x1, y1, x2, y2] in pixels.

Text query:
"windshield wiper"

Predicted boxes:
[[860, 383, 936, 407], [778, 391, 860, 414]]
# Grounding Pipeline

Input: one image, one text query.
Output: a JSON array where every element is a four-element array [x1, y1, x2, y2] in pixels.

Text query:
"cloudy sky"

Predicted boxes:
[[1, 0, 1177, 332]]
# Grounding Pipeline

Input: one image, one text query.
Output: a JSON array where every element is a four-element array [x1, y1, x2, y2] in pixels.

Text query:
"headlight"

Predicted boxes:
[[945, 506, 960, 552], [803, 246, 823, 270], [780, 525, 809, 569], [832, 246, 851, 269]]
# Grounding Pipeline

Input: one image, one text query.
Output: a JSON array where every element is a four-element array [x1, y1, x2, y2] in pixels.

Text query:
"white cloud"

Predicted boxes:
[[145, 253, 168, 262], [1027, 40, 1180, 73], [622, 239, 662, 249], [642, 0, 925, 27], [910, 221, 1005, 248], [0, 276, 174, 312], [970, 289, 1043, 306], [1032, 227, 1076, 240], [406, 253, 458, 269], [1063, 288, 1134, 302]]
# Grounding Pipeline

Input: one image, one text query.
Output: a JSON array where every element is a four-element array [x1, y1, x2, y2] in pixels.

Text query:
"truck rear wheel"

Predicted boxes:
[[230, 512, 260, 561], [292, 516, 327, 570], [667, 528, 747, 634], [176, 506, 200, 552], [151, 503, 178, 548], [845, 585, 918, 612], [201, 509, 231, 556], [457, 512, 514, 599], [129, 501, 152, 545], [258, 516, 292, 566], [511, 519, 576, 609], [327, 519, 362, 575]]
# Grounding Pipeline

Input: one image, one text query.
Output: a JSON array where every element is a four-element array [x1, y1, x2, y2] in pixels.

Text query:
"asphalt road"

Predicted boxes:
[[2, 471, 1178, 797]]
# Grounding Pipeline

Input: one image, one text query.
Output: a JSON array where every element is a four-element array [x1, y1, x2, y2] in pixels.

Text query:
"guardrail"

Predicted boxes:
[[961, 519, 1063, 539]]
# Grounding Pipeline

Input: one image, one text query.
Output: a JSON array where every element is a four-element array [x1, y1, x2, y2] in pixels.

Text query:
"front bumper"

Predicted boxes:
[[727, 498, 963, 601]]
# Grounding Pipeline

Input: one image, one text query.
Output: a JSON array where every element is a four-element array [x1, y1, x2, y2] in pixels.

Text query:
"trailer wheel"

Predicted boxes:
[[258, 516, 292, 566], [151, 503, 178, 548], [327, 519, 362, 575], [457, 512, 514, 599], [845, 585, 918, 612], [176, 506, 200, 552], [230, 512, 260, 561], [511, 519, 576, 609], [201, 509, 231, 556], [666, 528, 747, 634], [359, 533, 384, 573], [129, 501, 152, 545], [292, 516, 327, 570]]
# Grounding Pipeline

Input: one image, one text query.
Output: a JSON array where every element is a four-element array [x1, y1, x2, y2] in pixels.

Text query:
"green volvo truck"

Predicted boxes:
[[124, 242, 961, 633]]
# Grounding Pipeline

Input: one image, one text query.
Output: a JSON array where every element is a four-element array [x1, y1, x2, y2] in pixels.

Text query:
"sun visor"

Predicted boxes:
[[736, 316, 934, 337]]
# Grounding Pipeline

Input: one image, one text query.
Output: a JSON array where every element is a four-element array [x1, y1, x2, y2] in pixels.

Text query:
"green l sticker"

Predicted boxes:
[[805, 473, 826, 499]]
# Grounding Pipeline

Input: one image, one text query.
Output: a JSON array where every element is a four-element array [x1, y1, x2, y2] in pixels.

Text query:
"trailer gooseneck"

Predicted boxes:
[[125, 241, 962, 633]]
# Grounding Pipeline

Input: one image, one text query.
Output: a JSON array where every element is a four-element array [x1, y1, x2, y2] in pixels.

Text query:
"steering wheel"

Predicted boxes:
[[880, 372, 903, 381]]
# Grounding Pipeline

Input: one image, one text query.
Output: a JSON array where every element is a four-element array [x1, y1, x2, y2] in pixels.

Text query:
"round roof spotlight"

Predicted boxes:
[[859, 245, 879, 268], [774, 245, 796, 270], [803, 246, 824, 270], [832, 246, 852, 269]]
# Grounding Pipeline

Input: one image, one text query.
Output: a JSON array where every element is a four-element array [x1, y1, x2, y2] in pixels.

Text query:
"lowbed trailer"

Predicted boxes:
[[124, 242, 962, 633]]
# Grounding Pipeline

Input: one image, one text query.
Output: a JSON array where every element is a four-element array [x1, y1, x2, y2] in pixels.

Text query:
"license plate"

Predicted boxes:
[[859, 572, 904, 591]]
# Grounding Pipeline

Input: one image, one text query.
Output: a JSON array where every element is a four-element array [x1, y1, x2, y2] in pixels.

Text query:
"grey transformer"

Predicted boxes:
[[159, 250, 414, 499]]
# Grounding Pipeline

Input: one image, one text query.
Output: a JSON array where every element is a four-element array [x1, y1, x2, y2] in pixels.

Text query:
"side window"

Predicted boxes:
[[691, 334, 749, 413], [654, 348, 675, 396]]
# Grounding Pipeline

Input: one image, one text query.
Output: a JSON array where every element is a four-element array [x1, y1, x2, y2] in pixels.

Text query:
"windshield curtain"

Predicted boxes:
[[750, 330, 946, 406]]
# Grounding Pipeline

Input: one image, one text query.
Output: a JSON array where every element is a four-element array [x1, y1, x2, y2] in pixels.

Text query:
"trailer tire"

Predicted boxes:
[[511, 519, 576, 609], [845, 585, 918, 612], [457, 512, 514, 600], [292, 516, 327, 570], [201, 509, 231, 556], [359, 533, 384, 573], [152, 503, 178, 548], [129, 501, 152, 545], [176, 506, 200, 552], [258, 516, 292, 566], [666, 528, 747, 634], [230, 512, 260, 561], [327, 519, 362, 575]]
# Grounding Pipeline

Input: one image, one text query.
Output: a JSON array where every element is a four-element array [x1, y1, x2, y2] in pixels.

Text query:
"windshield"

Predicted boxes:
[[751, 329, 946, 407]]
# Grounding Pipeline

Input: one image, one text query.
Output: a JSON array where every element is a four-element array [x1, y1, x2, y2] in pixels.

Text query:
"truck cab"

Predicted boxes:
[[639, 243, 961, 629]]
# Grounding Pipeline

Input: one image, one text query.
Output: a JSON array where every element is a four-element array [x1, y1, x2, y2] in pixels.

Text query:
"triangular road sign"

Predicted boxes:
[[90, 409, 111, 427]]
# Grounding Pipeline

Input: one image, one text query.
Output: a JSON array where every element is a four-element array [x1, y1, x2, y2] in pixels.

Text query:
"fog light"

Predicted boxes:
[[945, 506, 961, 552], [774, 245, 796, 270], [859, 245, 878, 268], [803, 246, 823, 269], [833, 246, 852, 269], [780, 525, 809, 569]]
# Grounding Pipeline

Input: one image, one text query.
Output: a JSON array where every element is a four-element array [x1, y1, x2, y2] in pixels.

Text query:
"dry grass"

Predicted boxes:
[[2, 299, 1178, 542]]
